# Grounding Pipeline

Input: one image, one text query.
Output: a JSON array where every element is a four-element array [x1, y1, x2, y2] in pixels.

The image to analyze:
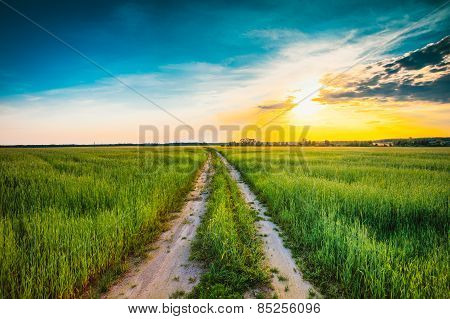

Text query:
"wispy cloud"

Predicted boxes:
[[243, 28, 307, 49]]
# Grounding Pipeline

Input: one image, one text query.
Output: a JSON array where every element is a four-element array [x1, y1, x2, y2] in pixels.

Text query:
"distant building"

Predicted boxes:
[[372, 142, 393, 147], [240, 138, 257, 145]]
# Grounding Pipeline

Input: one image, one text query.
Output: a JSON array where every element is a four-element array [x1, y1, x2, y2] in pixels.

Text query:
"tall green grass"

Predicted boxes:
[[189, 153, 270, 298], [220, 147, 449, 298], [0, 147, 206, 298]]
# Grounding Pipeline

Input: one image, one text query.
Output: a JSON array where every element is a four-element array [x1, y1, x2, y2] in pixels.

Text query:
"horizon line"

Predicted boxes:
[[1, 136, 449, 148]]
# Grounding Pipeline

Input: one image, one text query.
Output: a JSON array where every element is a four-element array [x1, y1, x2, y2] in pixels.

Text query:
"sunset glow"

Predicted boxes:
[[0, 1, 449, 144]]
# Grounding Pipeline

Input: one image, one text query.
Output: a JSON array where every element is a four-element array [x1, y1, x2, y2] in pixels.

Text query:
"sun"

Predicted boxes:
[[290, 98, 325, 124]]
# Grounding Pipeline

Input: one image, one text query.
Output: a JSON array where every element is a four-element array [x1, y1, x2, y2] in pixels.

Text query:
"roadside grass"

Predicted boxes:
[[189, 153, 270, 298], [0, 147, 206, 298], [220, 147, 449, 298]]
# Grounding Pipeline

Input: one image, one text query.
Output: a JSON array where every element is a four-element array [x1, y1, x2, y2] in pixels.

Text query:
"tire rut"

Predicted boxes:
[[217, 152, 317, 299], [103, 155, 212, 299]]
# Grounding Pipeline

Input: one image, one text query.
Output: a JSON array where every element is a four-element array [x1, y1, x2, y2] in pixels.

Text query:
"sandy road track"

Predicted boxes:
[[217, 152, 316, 299], [103, 156, 212, 299]]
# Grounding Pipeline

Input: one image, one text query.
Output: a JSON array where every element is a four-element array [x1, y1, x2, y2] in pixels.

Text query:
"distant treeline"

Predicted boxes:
[[228, 137, 450, 147], [1, 138, 449, 148], [375, 137, 450, 147], [0, 142, 222, 148], [324, 137, 449, 147]]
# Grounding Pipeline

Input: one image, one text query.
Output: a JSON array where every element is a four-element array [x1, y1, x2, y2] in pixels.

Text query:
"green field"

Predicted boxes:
[[220, 147, 449, 298], [0, 147, 206, 298], [0, 146, 448, 299]]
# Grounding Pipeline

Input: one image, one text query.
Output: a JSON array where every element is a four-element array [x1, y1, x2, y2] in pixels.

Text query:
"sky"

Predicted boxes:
[[0, 0, 449, 144]]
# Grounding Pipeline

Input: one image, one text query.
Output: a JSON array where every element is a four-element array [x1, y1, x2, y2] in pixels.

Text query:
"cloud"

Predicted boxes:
[[396, 35, 449, 70], [1, 8, 449, 143], [257, 96, 297, 110], [317, 36, 450, 103], [244, 28, 306, 41]]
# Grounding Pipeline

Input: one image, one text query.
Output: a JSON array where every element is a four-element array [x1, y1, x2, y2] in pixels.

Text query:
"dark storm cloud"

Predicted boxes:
[[321, 36, 450, 103]]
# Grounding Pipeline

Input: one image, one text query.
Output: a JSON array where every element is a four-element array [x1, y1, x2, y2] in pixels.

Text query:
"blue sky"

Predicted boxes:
[[0, 0, 449, 143], [1, 0, 448, 95]]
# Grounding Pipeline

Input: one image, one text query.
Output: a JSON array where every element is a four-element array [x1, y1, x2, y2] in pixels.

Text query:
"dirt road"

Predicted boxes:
[[218, 152, 316, 299], [103, 156, 212, 299]]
